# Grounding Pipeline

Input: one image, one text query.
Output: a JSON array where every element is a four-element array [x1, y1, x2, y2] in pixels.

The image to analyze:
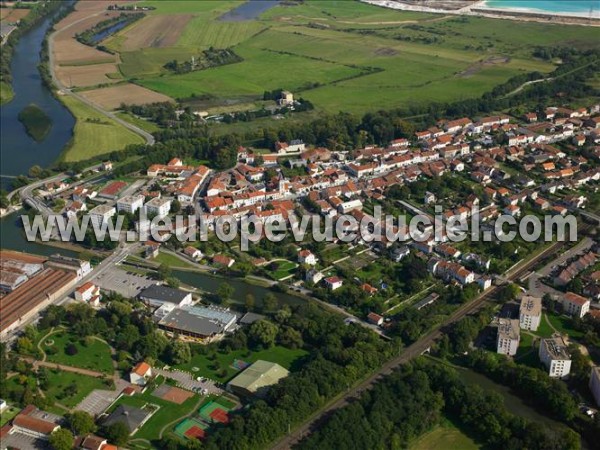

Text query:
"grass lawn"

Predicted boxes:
[[43, 331, 114, 374], [174, 345, 308, 382], [266, 260, 298, 280], [44, 369, 109, 408], [410, 418, 479, 450], [153, 250, 196, 269], [0, 404, 20, 426], [0, 81, 14, 105], [532, 313, 555, 338], [58, 96, 144, 162], [110, 388, 201, 441], [514, 333, 541, 369], [546, 313, 585, 339]]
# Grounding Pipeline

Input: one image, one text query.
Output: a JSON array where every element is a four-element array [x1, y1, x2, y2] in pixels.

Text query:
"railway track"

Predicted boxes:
[[270, 234, 583, 449]]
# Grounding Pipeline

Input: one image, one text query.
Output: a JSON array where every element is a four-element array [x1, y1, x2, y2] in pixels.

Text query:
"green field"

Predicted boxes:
[[43, 331, 114, 374], [266, 260, 298, 280], [44, 369, 108, 408], [410, 419, 479, 450], [58, 96, 144, 162], [96, 0, 598, 115], [116, 111, 161, 133], [175, 345, 308, 382], [153, 250, 197, 269], [0, 81, 14, 105]]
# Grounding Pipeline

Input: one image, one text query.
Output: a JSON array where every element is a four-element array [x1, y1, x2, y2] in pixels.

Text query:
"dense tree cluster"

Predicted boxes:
[[193, 303, 395, 450], [298, 360, 580, 450]]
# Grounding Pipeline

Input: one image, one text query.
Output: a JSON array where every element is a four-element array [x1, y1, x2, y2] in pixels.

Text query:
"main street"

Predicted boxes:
[[270, 236, 573, 449]]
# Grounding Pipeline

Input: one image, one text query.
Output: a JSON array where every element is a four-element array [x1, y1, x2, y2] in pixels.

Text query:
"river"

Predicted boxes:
[[0, 3, 75, 189], [0, 0, 302, 300]]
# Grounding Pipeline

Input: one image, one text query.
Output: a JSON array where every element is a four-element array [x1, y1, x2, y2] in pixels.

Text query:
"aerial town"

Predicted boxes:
[[1, 0, 600, 449], [2, 97, 600, 449]]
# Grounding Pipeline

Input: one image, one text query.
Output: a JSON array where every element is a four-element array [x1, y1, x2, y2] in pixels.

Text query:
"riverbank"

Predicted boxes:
[[362, 0, 600, 25]]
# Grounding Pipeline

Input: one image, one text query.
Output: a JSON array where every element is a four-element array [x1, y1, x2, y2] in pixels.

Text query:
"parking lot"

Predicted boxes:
[[93, 264, 156, 298]]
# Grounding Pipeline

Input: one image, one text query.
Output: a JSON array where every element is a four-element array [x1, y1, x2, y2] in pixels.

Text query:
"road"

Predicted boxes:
[[46, 7, 154, 145], [270, 237, 571, 449]]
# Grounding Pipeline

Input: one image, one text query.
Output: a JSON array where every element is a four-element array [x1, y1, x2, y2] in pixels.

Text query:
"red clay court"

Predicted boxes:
[[152, 385, 194, 404], [209, 407, 230, 424], [184, 425, 206, 440]]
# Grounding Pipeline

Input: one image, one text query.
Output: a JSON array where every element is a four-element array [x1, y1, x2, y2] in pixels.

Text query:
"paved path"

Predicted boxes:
[[154, 367, 223, 395], [20, 356, 106, 377]]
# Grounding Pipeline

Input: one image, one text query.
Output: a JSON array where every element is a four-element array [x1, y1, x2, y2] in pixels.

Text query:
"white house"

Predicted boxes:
[[129, 362, 152, 386], [562, 292, 590, 318], [184, 246, 203, 260], [298, 249, 317, 266], [74, 282, 101, 306], [323, 276, 343, 291]]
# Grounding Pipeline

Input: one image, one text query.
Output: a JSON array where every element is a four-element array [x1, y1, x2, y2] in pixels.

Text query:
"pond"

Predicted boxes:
[[219, 0, 280, 22]]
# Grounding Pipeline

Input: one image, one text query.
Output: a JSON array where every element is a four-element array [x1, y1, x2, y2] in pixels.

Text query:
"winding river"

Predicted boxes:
[[0, 3, 75, 188], [0, 0, 302, 305]]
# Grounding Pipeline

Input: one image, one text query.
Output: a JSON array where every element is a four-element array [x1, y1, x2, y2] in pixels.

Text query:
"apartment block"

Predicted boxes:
[[496, 318, 520, 356], [519, 295, 542, 331], [539, 335, 571, 378]]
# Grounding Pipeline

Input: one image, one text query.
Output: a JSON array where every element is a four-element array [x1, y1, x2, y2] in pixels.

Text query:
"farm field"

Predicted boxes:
[[116, 111, 161, 133], [58, 95, 144, 162], [78, 83, 174, 110], [0, 7, 30, 22], [115, 0, 595, 114], [56, 62, 121, 88]]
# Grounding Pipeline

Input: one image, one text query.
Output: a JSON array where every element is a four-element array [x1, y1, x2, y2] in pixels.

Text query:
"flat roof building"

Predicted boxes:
[[158, 304, 237, 341], [519, 295, 542, 331], [138, 285, 193, 309], [539, 334, 571, 378], [496, 318, 520, 356], [117, 194, 145, 214]]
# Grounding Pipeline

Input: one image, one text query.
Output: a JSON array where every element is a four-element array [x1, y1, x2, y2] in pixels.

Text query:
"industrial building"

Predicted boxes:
[[156, 304, 237, 341]]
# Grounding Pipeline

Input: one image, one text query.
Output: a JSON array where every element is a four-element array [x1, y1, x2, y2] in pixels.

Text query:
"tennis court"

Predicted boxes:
[[175, 418, 209, 441], [152, 384, 194, 404]]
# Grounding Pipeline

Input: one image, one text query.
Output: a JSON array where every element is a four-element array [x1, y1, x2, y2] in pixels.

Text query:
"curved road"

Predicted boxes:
[[47, 6, 155, 145], [270, 238, 571, 449]]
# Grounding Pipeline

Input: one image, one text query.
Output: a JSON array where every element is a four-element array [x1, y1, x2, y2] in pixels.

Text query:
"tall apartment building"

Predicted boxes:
[[496, 318, 520, 356], [145, 197, 172, 218], [539, 335, 571, 378], [117, 195, 145, 214], [88, 204, 116, 228], [590, 366, 600, 407], [519, 295, 542, 331]]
